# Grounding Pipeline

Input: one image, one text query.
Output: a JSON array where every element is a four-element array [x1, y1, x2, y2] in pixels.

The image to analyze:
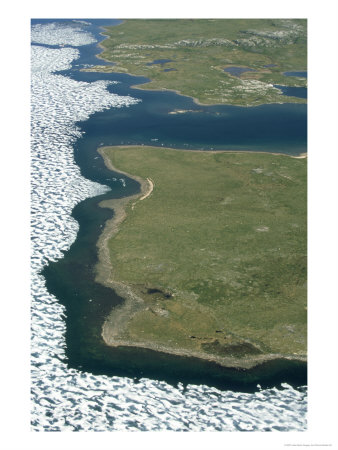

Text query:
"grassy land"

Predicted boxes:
[[88, 19, 307, 106], [98, 146, 307, 367]]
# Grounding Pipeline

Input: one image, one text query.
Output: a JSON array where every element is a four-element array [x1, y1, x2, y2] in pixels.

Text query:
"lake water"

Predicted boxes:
[[284, 71, 307, 78], [274, 70, 307, 99], [31, 19, 307, 431], [223, 66, 257, 77], [146, 58, 173, 65]]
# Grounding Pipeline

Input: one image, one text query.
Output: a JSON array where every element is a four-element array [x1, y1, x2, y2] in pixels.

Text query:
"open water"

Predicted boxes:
[[31, 19, 307, 431]]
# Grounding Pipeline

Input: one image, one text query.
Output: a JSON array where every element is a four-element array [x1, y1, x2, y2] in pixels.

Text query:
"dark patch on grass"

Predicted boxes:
[[146, 287, 172, 298], [202, 340, 263, 358], [102, 146, 307, 360]]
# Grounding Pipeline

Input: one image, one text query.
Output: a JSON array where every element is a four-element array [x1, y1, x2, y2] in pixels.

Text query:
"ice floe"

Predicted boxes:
[[30, 21, 307, 432], [31, 22, 97, 47]]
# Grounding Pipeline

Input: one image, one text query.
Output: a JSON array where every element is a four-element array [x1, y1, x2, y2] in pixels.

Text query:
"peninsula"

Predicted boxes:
[[86, 19, 307, 107], [96, 146, 307, 369]]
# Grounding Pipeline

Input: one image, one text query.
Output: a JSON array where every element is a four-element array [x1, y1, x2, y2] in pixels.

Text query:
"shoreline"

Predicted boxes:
[[94, 28, 307, 109], [96, 145, 307, 370], [95, 146, 151, 291], [100, 144, 307, 158]]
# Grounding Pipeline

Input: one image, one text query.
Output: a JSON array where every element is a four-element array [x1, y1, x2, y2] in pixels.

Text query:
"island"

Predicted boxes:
[[95, 146, 307, 369], [86, 18, 307, 106]]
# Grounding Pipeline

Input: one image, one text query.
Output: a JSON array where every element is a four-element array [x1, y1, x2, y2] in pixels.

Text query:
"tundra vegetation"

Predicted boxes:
[[98, 146, 307, 367], [87, 19, 307, 106]]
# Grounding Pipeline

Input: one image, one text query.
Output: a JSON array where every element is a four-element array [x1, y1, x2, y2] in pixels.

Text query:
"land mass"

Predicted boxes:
[[95, 146, 307, 369], [86, 19, 307, 107]]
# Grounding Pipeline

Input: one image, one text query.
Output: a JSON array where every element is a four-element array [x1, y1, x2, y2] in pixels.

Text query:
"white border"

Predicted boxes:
[[2, 0, 338, 448]]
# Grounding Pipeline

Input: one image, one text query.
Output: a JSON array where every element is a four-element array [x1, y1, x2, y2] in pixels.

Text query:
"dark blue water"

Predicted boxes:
[[274, 71, 307, 99], [146, 59, 173, 65], [264, 64, 277, 68], [35, 19, 307, 390], [284, 71, 307, 78], [274, 84, 307, 99], [224, 67, 256, 77], [74, 98, 306, 155], [56, 57, 307, 153], [58, 63, 307, 154], [49, 19, 306, 154]]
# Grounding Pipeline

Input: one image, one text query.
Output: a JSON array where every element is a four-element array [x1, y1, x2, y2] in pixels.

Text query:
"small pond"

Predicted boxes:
[[223, 66, 256, 77], [283, 71, 307, 78], [147, 59, 173, 65]]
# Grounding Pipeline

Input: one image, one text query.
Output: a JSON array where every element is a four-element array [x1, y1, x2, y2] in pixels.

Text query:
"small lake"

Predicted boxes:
[[146, 59, 173, 65], [284, 71, 307, 78], [223, 66, 256, 77]]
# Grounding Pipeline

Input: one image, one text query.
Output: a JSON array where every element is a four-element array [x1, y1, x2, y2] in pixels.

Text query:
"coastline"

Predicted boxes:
[[127, 81, 306, 108], [95, 146, 151, 290], [94, 28, 306, 109], [96, 145, 307, 370], [99, 144, 307, 158], [86, 61, 305, 108]]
